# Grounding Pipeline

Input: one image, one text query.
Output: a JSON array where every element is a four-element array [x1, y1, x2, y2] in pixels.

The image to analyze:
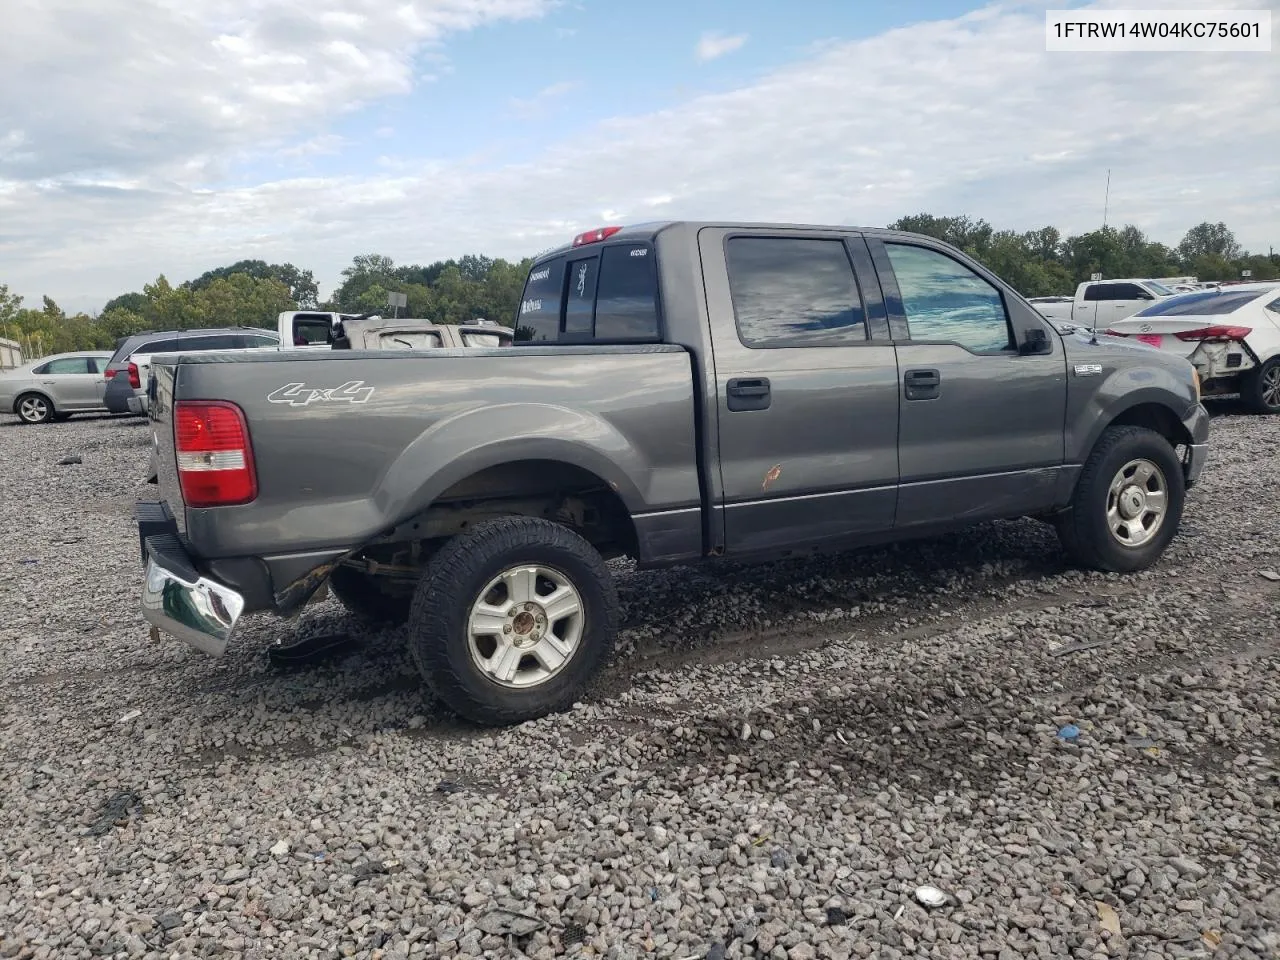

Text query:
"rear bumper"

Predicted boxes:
[[103, 377, 134, 414], [136, 502, 244, 657], [127, 393, 147, 415]]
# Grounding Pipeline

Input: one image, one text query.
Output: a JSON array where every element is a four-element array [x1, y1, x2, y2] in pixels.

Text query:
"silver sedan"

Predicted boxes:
[[0, 351, 114, 424]]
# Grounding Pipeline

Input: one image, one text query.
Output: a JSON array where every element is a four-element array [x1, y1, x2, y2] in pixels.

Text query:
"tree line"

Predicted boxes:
[[886, 217, 1277, 296], [1, 219, 1275, 358]]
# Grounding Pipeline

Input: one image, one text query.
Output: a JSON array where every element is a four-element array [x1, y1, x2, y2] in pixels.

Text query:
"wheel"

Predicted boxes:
[[1055, 425, 1185, 573], [327, 566, 412, 625], [406, 517, 619, 726], [1243, 357, 1280, 414], [15, 393, 53, 424]]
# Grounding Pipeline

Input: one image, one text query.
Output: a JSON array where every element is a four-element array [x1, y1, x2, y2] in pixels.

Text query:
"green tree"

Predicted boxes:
[[1178, 222, 1241, 263], [185, 260, 318, 307], [102, 291, 149, 314]]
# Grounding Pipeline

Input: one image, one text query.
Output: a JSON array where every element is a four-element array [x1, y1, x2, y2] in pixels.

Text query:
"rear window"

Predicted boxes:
[[515, 242, 660, 343], [377, 331, 443, 349], [461, 332, 508, 347], [1135, 290, 1265, 317]]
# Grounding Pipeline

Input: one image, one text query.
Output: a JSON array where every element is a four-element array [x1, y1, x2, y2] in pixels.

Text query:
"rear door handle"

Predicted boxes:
[[726, 377, 771, 411], [904, 368, 941, 400]]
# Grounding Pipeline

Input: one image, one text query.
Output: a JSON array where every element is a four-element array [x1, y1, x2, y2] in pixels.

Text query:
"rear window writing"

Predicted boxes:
[[517, 259, 565, 342], [515, 243, 660, 342], [1135, 290, 1269, 317]]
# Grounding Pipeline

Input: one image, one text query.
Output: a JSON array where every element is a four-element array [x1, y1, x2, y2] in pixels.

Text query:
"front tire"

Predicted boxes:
[[406, 517, 619, 726], [1055, 425, 1185, 573], [15, 393, 54, 424], [1243, 357, 1280, 414]]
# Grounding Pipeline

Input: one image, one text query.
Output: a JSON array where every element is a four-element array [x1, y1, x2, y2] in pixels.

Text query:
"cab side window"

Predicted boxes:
[[884, 243, 1011, 354], [724, 237, 866, 348]]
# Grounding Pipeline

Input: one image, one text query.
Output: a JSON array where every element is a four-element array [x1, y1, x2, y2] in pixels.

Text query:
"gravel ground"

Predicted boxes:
[[1, 410, 1278, 960]]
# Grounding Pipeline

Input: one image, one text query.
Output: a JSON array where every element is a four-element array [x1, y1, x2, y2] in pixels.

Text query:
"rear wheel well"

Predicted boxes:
[[344, 460, 638, 583], [1104, 403, 1190, 450]]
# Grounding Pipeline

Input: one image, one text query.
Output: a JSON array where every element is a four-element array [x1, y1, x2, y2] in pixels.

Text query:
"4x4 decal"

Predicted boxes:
[[267, 380, 375, 407]]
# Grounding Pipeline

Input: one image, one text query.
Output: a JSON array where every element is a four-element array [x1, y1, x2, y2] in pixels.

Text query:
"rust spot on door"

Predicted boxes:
[[761, 464, 782, 492]]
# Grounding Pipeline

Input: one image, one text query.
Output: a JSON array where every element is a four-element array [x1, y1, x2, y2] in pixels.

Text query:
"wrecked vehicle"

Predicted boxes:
[[136, 221, 1209, 725]]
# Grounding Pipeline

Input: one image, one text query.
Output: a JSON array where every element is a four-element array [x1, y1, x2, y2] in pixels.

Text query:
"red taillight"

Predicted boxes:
[[571, 225, 622, 247], [127, 362, 140, 389], [104, 368, 115, 380], [1174, 325, 1252, 342], [174, 401, 257, 507]]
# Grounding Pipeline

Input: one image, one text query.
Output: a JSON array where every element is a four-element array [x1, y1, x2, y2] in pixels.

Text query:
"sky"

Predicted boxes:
[[1, 0, 1277, 312]]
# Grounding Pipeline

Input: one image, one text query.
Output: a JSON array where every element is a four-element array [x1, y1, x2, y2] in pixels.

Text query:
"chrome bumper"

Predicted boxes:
[[142, 555, 245, 657], [137, 501, 244, 657], [1185, 442, 1209, 487]]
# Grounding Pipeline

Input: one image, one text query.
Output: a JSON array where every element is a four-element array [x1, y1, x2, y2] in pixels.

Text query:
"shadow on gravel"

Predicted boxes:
[[658, 673, 1040, 799]]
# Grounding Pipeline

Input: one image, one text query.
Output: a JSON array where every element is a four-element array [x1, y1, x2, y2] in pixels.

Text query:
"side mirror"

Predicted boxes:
[[1019, 327, 1050, 355]]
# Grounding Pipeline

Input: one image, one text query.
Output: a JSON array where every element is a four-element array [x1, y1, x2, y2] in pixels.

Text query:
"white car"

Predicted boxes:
[[1105, 283, 1280, 413]]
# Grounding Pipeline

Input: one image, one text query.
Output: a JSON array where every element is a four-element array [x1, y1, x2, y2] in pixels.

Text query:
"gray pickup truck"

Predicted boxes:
[[137, 221, 1209, 725]]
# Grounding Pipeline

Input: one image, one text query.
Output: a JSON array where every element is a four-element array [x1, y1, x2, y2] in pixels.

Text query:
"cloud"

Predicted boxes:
[[2, 2, 1278, 309], [507, 81, 578, 118], [0, 0, 553, 184], [695, 31, 748, 62]]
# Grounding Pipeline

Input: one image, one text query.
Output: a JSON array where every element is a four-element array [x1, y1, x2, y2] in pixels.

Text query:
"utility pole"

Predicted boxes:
[[1102, 169, 1111, 230]]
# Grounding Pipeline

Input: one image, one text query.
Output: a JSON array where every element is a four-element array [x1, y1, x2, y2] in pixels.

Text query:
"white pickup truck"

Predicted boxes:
[[1030, 279, 1178, 330]]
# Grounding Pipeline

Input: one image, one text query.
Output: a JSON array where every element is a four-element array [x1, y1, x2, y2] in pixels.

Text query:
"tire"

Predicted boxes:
[[1242, 357, 1280, 415], [328, 566, 412, 625], [15, 393, 53, 424], [1055, 425, 1185, 573], [406, 517, 619, 726]]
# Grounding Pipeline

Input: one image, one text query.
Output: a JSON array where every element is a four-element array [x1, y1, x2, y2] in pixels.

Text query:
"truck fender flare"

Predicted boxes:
[[376, 402, 650, 525], [1069, 375, 1197, 465], [1075, 386, 1192, 463]]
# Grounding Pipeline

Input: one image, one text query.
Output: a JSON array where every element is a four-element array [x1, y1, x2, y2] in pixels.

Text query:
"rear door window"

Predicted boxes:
[[725, 237, 866, 347], [516, 258, 566, 342], [36, 357, 93, 374], [136, 338, 182, 355]]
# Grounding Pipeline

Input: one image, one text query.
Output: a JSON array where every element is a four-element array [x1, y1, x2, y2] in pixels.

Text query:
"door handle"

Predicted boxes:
[[726, 377, 771, 411], [904, 368, 941, 400]]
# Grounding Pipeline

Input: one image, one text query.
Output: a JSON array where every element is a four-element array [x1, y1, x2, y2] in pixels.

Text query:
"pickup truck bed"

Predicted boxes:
[[137, 220, 1210, 726]]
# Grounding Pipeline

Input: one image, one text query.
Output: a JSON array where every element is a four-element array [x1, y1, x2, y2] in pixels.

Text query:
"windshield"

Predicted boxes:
[[1145, 281, 1176, 297]]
